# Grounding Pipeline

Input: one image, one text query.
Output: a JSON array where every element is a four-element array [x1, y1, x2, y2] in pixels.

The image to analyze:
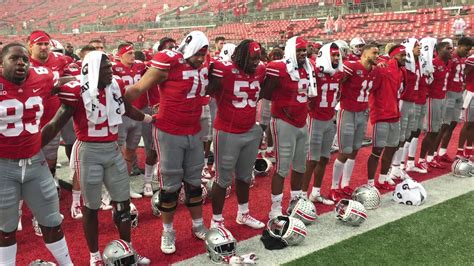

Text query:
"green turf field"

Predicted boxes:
[[286, 191, 474, 265]]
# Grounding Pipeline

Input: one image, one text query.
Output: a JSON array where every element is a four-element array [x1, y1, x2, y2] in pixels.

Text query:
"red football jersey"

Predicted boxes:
[[340, 61, 380, 112], [266, 60, 313, 128], [112, 61, 148, 109], [466, 55, 474, 92], [401, 60, 421, 102], [369, 59, 402, 123], [428, 58, 451, 99], [212, 60, 266, 133], [447, 53, 466, 93], [150, 49, 208, 135], [0, 67, 56, 159], [30, 52, 80, 128], [309, 68, 344, 121], [58, 79, 126, 142], [347, 54, 361, 61]]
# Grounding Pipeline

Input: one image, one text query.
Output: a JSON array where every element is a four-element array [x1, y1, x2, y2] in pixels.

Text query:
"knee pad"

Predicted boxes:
[[158, 190, 179, 212], [184, 183, 203, 208], [112, 201, 131, 224]]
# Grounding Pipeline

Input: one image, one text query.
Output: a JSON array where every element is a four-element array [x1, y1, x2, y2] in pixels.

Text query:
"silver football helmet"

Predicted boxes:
[[201, 183, 208, 204], [28, 260, 56, 266], [102, 240, 137, 266], [352, 184, 381, 210], [451, 158, 473, 177], [130, 203, 138, 229], [253, 158, 272, 177], [205, 227, 237, 263], [350, 37, 366, 56], [290, 197, 318, 225], [204, 178, 214, 199], [335, 199, 368, 226], [334, 39, 350, 58], [151, 190, 161, 217], [267, 216, 307, 246]]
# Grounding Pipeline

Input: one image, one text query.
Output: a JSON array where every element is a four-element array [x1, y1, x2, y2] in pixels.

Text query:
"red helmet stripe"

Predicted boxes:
[[116, 239, 131, 253], [296, 209, 317, 221], [292, 226, 307, 236]]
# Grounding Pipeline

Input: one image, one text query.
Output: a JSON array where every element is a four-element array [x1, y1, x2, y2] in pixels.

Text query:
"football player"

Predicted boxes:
[[458, 54, 474, 159], [125, 31, 210, 254], [27, 30, 81, 220], [418, 42, 452, 170], [261, 36, 315, 218], [302, 43, 343, 205], [435, 37, 472, 162], [43, 51, 151, 265], [367, 44, 406, 189], [348, 37, 366, 61], [206, 39, 266, 230], [330, 44, 380, 202], [0, 43, 73, 265], [113, 42, 148, 198]]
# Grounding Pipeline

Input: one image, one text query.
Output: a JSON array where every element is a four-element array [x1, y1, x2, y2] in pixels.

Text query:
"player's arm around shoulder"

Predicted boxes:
[[42, 81, 79, 147], [206, 60, 225, 96], [260, 61, 282, 100]]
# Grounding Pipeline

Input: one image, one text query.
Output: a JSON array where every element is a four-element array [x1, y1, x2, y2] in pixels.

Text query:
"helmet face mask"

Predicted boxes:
[[205, 227, 237, 263], [151, 190, 161, 217], [253, 158, 272, 177], [267, 216, 307, 246], [335, 199, 368, 226]]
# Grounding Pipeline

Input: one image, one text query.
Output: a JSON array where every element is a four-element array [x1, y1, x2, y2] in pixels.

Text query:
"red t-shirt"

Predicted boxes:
[[340, 61, 380, 112], [150, 49, 208, 135], [58, 79, 126, 142], [309, 69, 344, 121], [428, 58, 451, 99], [369, 59, 402, 123], [402, 60, 421, 102], [465, 55, 474, 92], [447, 53, 466, 93], [30, 52, 80, 128], [212, 60, 266, 133], [0, 67, 56, 159], [112, 60, 148, 109], [266, 60, 312, 128]]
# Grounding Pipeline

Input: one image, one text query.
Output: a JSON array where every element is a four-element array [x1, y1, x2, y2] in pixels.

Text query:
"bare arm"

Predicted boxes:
[[125, 67, 168, 102], [123, 97, 148, 122], [259, 76, 280, 100], [41, 104, 75, 147]]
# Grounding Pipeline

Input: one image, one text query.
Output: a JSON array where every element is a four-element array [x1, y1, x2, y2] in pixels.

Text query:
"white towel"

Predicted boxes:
[[176, 31, 209, 60], [219, 43, 237, 62], [420, 37, 437, 76], [81, 51, 124, 126], [316, 42, 343, 75], [284, 36, 317, 97], [402, 38, 419, 74]]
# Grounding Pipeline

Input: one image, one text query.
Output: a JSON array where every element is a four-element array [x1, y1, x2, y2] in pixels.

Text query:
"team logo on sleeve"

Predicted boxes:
[[357, 70, 363, 76], [179, 58, 185, 64]]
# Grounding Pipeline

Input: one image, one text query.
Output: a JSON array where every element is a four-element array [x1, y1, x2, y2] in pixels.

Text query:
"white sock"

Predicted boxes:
[[368, 179, 375, 186], [332, 159, 345, 189], [438, 148, 447, 156], [427, 155, 434, 162], [238, 203, 249, 214], [163, 223, 174, 232], [212, 214, 223, 221], [392, 149, 402, 166], [192, 218, 203, 228], [310, 187, 321, 197], [271, 193, 283, 211], [72, 190, 81, 205], [46, 237, 73, 265], [144, 163, 154, 183], [90, 251, 101, 262], [402, 142, 410, 165], [290, 190, 301, 201], [341, 159, 355, 188], [406, 160, 415, 167], [378, 174, 388, 184], [0, 244, 16, 265], [266, 146, 273, 152], [408, 137, 418, 158]]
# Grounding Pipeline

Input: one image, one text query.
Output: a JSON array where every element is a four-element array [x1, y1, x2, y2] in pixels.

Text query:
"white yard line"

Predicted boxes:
[[176, 174, 473, 266]]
